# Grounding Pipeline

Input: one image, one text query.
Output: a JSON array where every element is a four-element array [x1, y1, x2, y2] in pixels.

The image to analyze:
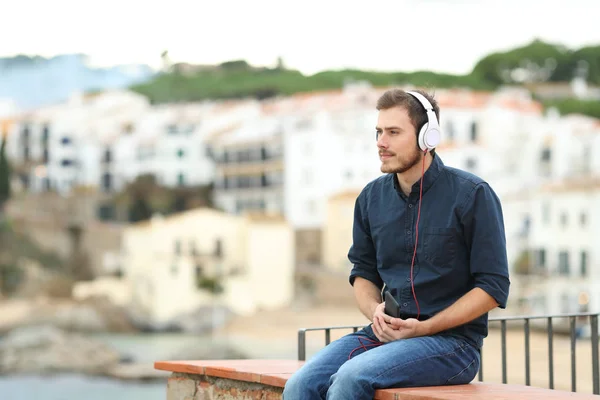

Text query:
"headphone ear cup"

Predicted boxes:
[[418, 123, 429, 152]]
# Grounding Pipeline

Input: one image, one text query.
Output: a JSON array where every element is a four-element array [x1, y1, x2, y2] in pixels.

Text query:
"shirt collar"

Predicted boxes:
[[392, 153, 444, 196]]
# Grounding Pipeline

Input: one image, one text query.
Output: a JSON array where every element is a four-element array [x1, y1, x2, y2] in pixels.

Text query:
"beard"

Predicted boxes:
[[380, 146, 422, 174]]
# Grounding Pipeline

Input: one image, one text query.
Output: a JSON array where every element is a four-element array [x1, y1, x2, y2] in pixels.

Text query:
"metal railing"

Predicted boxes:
[[297, 312, 599, 395]]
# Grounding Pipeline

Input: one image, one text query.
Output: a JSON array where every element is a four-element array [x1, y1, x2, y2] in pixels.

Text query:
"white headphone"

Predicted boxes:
[[406, 91, 442, 152]]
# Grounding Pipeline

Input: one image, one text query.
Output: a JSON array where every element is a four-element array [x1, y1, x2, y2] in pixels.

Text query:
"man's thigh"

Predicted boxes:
[[284, 325, 378, 392], [334, 333, 480, 389]]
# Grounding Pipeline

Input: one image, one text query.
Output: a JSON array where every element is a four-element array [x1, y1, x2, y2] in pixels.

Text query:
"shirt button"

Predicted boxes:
[[403, 303, 408, 307], [407, 230, 411, 234], [408, 204, 413, 208], [406, 278, 411, 282]]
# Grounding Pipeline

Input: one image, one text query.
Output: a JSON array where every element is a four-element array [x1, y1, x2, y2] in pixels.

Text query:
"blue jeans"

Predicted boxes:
[[282, 324, 480, 400]]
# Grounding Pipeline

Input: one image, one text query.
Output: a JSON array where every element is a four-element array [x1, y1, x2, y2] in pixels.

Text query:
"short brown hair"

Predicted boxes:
[[376, 89, 440, 154]]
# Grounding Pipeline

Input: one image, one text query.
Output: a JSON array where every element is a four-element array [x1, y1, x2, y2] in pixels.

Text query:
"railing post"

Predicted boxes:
[[298, 329, 306, 361], [501, 320, 507, 384], [570, 316, 577, 392], [524, 318, 530, 386], [478, 348, 483, 382], [548, 317, 554, 390], [591, 315, 599, 395]]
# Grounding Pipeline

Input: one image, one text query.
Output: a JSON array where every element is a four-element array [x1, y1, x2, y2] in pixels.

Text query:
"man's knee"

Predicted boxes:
[[328, 359, 368, 394], [282, 366, 323, 399]]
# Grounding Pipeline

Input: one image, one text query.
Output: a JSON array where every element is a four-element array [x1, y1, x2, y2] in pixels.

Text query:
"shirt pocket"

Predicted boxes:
[[422, 227, 458, 266]]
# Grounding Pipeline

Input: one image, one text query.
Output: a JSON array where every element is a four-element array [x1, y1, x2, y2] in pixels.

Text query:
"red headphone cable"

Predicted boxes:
[[410, 149, 427, 321], [347, 149, 427, 357]]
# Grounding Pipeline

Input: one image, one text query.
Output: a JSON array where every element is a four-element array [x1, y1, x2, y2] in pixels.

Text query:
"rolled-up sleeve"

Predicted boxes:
[[348, 191, 383, 289], [461, 182, 511, 308]]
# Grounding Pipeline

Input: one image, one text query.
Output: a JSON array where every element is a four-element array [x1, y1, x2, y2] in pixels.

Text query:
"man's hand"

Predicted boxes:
[[372, 303, 430, 343], [387, 317, 429, 340], [371, 302, 395, 342]]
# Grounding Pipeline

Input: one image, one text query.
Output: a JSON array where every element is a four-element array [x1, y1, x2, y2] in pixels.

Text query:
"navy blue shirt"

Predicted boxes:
[[348, 154, 510, 348]]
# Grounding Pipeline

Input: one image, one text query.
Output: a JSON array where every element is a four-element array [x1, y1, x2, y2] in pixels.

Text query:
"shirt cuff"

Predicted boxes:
[[349, 266, 383, 289]]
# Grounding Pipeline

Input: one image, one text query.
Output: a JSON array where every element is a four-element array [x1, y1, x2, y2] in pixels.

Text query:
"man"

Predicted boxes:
[[282, 88, 510, 399]]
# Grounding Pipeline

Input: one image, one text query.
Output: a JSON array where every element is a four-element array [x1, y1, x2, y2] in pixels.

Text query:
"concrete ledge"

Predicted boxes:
[[155, 359, 600, 399]]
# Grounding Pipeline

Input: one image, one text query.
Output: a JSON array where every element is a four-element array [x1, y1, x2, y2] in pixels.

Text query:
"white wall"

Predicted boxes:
[[284, 109, 381, 229]]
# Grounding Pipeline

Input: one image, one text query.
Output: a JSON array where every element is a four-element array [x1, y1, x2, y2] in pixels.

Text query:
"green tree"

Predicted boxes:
[[472, 39, 573, 85], [0, 135, 11, 212]]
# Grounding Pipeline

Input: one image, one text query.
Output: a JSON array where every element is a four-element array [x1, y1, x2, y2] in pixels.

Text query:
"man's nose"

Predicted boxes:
[[377, 134, 388, 149]]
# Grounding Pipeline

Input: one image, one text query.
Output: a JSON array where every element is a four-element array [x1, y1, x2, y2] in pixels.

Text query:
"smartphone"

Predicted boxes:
[[384, 291, 401, 318]]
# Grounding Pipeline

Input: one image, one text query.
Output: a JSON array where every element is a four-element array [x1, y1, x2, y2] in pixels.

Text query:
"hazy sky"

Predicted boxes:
[[2, 0, 598, 75]]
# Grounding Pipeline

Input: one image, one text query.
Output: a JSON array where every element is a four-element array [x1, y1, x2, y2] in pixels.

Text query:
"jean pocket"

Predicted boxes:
[[422, 227, 458, 266], [445, 357, 479, 385]]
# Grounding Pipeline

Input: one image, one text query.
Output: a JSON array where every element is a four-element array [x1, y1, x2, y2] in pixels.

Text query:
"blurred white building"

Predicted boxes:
[[209, 83, 383, 227], [501, 113, 600, 317], [6, 90, 150, 194], [119, 208, 294, 329]]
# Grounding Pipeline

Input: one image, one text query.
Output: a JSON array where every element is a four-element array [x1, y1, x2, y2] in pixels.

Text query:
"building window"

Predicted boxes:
[[539, 147, 552, 177], [102, 173, 112, 192], [580, 251, 588, 277], [261, 174, 268, 187], [195, 265, 203, 280], [177, 173, 185, 186], [174, 240, 182, 255], [465, 158, 477, 171], [214, 239, 223, 258], [103, 148, 112, 163], [470, 122, 478, 142], [542, 202, 550, 225], [344, 170, 353, 182], [42, 149, 49, 164], [580, 212, 587, 227], [61, 159, 73, 167], [540, 148, 552, 161], [177, 149, 185, 158], [97, 204, 116, 221], [536, 248, 546, 269], [41, 125, 50, 142], [61, 137, 71, 145], [20, 174, 30, 190], [558, 251, 570, 276], [167, 124, 178, 134], [560, 212, 568, 227], [21, 124, 30, 139], [445, 121, 455, 141]]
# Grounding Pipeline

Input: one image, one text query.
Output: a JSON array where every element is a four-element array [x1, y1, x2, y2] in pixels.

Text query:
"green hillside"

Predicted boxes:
[[130, 39, 600, 118]]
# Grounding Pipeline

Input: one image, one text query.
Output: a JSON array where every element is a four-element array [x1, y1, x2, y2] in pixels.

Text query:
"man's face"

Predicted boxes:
[[376, 106, 422, 174]]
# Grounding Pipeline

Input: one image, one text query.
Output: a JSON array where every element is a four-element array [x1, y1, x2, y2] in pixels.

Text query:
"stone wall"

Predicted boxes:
[[167, 373, 282, 400]]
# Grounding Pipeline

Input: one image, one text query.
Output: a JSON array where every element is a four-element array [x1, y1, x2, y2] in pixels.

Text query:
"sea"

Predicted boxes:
[[0, 331, 295, 400]]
